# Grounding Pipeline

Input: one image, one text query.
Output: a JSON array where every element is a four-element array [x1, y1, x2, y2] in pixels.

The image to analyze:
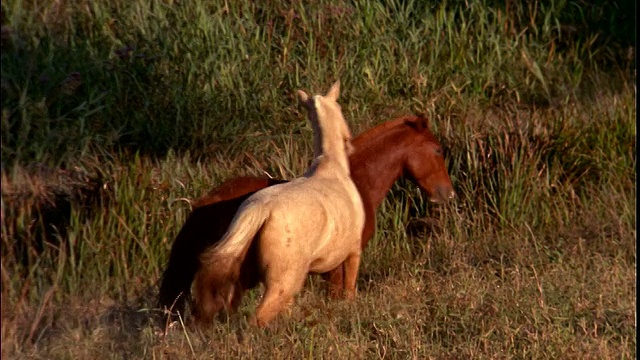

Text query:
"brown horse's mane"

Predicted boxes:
[[351, 114, 431, 148]]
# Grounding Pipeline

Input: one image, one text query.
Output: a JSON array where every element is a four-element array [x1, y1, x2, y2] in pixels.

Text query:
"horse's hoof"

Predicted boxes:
[[249, 316, 271, 328], [345, 291, 356, 301], [248, 316, 258, 327]]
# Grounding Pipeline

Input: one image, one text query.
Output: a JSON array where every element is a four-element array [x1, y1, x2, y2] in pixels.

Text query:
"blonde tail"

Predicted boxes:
[[193, 202, 269, 324]]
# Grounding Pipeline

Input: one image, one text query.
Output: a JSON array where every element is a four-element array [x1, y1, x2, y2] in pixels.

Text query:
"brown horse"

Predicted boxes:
[[193, 81, 364, 326], [158, 114, 455, 322]]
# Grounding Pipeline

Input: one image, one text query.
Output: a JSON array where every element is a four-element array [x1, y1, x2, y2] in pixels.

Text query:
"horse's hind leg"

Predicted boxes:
[[342, 252, 361, 300], [252, 270, 305, 327], [251, 287, 292, 327]]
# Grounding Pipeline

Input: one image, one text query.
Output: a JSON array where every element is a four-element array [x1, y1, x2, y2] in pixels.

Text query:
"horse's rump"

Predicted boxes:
[[158, 177, 287, 316]]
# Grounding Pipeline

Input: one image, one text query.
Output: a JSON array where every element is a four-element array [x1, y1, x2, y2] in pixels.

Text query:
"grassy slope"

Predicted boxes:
[[1, 0, 635, 359]]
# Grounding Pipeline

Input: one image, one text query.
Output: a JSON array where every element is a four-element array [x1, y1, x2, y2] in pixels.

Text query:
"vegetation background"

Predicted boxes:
[[1, 0, 635, 358]]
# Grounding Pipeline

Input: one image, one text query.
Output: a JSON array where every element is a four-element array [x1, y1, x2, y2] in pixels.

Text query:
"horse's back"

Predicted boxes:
[[247, 177, 357, 222], [249, 171, 364, 273], [194, 176, 287, 207]]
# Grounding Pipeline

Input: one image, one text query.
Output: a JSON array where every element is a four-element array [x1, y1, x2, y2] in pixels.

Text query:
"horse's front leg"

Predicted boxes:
[[342, 252, 361, 300]]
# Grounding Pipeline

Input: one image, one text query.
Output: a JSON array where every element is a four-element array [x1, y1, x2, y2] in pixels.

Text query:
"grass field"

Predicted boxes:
[[1, 0, 636, 358]]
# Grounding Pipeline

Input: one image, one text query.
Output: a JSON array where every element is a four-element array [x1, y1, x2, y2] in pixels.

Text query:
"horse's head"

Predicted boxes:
[[404, 116, 456, 203], [297, 80, 353, 173]]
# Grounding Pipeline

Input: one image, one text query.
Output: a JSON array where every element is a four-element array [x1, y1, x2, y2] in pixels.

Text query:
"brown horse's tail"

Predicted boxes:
[[192, 201, 269, 323], [157, 203, 230, 323]]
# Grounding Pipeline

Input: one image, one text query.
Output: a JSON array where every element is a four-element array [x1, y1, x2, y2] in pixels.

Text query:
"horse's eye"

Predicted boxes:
[[435, 147, 444, 156]]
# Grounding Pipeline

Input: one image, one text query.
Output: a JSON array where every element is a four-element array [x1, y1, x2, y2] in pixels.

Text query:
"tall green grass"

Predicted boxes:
[[1, 0, 635, 358], [2, 0, 633, 166]]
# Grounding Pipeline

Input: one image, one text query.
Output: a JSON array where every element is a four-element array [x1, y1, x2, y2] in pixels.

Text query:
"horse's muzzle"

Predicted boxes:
[[429, 186, 456, 203]]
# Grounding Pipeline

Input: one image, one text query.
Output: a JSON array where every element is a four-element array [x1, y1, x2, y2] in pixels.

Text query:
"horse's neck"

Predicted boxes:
[[351, 129, 409, 209], [315, 130, 350, 175], [306, 131, 350, 178], [311, 103, 350, 173], [305, 154, 349, 178], [324, 147, 350, 174]]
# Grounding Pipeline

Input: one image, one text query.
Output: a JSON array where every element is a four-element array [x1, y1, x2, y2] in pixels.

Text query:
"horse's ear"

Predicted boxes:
[[297, 90, 310, 103], [418, 114, 429, 129], [406, 115, 429, 132], [326, 80, 340, 101]]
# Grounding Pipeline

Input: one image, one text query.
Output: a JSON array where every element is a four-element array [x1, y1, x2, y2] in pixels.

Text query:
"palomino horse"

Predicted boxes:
[[158, 115, 455, 323], [192, 81, 365, 326]]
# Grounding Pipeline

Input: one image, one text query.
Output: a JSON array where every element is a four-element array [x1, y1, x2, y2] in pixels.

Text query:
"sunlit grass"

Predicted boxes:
[[1, 0, 635, 358]]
